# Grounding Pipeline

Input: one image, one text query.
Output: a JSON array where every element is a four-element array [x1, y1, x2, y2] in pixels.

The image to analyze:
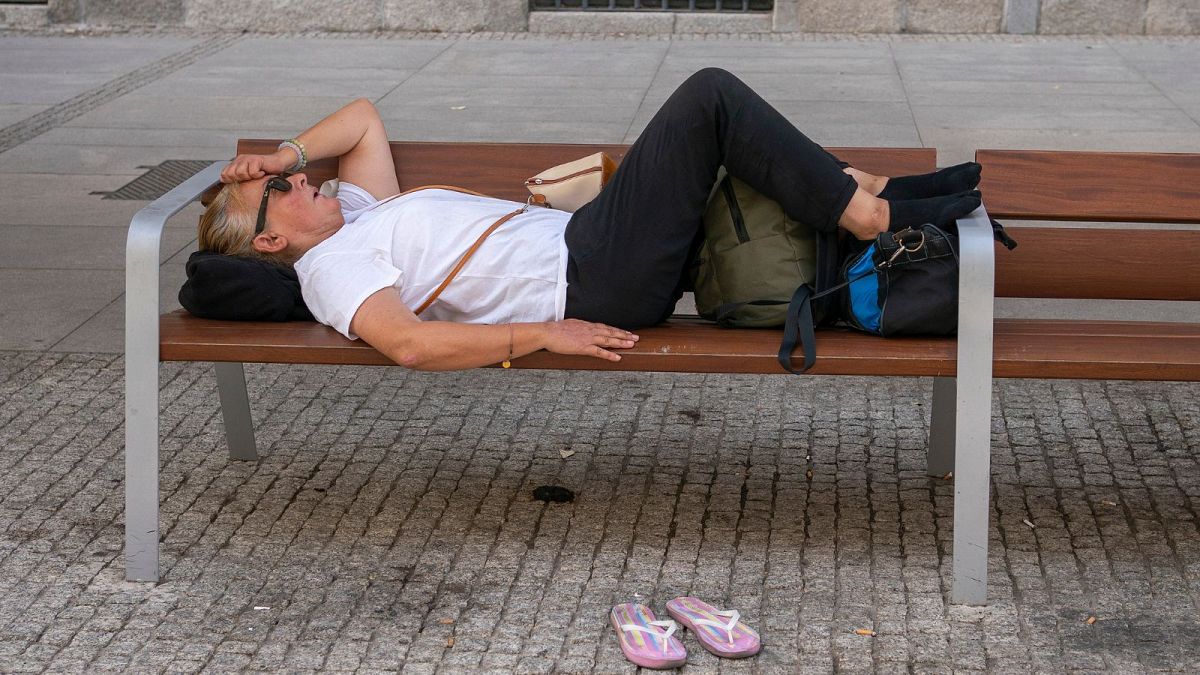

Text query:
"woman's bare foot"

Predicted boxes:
[[843, 167, 889, 197], [838, 188, 982, 241]]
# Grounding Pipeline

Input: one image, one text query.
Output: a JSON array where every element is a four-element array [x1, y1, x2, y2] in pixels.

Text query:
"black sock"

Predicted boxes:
[[889, 190, 981, 229], [879, 162, 982, 201]]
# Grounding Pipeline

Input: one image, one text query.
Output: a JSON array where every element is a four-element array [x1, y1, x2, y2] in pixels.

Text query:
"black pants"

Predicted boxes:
[[563, 67, 857, 329]]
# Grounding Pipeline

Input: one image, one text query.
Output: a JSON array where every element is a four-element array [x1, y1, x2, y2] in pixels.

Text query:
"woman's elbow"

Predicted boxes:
[[387, 333, 449, 370], [389, 342, 427, 370], [351, 97, 380, 119]]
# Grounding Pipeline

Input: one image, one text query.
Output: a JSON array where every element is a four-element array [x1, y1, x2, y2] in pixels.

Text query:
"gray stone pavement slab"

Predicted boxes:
[[381, 118, 634, 145], [898, 60, 1149, 83], [644, 69, 911, 102], [0, 143, 229, 175], [199, 36, 453, 69], [661, 53, 891, 76], [891, 38, 1132, 64], [911, 103, 1200, 132], [0, 223, 195, 270], [0, 175, 199, 229], [415, 39, 669, 76], [0, 36, 197, 75], [664, 39, 894, 59], [125, 66, 423, 101], [27, 126, 296, 148], [0, 75, 120, 105], [996, 297, 1200, 322], [49, 262, 190, 354], [0, 269, 123, 349], [904, 82, 1179, 108], [61, 94, 355, 132], [903, 77, 1166, 97], [0, 104, 45, 128], [374, 82, 650, 110], [0, 30, 1198, 672], [922, 126, 1200, 165], [386, 70, 663, 95], [378, 102, 638, 126]]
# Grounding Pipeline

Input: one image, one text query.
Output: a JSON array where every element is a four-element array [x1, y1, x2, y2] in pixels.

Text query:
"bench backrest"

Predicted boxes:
[[224, 142, 1199, 302], [231, 139, 937, 202], [977, 150, 1200, 301]]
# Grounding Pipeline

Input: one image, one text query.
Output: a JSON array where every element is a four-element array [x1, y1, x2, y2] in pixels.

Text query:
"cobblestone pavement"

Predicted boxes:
[[0, 351, 1197, 672]]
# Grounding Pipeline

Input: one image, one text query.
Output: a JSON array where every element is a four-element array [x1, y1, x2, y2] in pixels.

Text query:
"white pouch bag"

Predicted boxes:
[[524, 151, 617, 212]]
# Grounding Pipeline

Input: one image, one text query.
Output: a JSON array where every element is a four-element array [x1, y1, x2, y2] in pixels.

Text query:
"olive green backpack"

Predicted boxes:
[[688, 167, 830, 328]]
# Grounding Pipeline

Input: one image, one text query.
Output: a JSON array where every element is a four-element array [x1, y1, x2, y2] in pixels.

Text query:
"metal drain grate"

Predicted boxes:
[[93, 160, 216, 200]]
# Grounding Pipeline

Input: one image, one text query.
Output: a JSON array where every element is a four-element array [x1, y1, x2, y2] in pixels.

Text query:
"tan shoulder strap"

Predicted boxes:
[[365, 184, 489, 212], [414, 203, 530, 315], [378, 185, 539, 316]]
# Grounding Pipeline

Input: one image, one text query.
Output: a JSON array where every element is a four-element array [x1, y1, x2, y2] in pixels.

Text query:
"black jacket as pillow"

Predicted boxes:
[[179, 251, 315, 322]]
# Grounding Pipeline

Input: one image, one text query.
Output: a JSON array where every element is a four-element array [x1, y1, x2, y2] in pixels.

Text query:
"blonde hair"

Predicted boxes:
[[198, 183, 295, 266]]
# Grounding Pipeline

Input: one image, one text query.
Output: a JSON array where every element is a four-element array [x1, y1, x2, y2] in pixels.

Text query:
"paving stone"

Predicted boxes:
[[0, 103, 47, 127], [0, 270, 124, 350], [0, 142, 229, 175]]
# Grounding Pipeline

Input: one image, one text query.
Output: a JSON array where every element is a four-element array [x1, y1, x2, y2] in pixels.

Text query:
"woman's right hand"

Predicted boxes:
[[220, 150, 295, 184], [541, 319, 640, 362]]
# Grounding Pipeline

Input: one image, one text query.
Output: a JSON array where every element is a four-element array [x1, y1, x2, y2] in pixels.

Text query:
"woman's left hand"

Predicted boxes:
[[540, 319, 640, 363]]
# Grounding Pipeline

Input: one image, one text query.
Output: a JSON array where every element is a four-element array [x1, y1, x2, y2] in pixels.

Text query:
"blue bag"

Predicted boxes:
[[841, 225, 961, 337]]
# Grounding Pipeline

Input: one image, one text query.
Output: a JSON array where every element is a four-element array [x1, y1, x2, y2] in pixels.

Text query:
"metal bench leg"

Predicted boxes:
[[214, 362, 258, 461], [950, 205, 996, 605], [125, 335, 160, 582], [952, 372, 993, 604], [928, 377, 956, 476]]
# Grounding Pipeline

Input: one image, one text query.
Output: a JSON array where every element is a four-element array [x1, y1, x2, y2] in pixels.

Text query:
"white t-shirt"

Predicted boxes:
[[294, 182, 571, 340]]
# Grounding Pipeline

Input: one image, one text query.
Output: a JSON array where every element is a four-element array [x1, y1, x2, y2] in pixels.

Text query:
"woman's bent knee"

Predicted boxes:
[[683, 67, 740, 94]]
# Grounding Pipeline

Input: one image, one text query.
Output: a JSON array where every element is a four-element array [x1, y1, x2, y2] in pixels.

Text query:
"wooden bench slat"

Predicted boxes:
[[977, 150, 1200, 223], [159, 311, 1200, 382], [992, 329, 1200, 380], [995, 227, 1200, 301]]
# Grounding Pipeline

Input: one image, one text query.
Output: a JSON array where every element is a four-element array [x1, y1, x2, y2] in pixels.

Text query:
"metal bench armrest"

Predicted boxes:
[[956, 205, 997, 345], [125, 161, 224, 348], [124, 161, 223, 582]]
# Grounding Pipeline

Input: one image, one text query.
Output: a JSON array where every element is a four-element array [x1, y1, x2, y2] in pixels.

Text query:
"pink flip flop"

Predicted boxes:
[[665, 597, 761, 659], [610, 603, 688, 670]]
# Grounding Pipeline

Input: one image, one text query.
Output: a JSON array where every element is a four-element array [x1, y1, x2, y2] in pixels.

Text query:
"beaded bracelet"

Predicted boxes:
[[278, 138, 307, 172]]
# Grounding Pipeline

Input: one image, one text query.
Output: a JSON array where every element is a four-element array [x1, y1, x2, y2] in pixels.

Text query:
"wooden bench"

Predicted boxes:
[[125, 141, 1200, 606]]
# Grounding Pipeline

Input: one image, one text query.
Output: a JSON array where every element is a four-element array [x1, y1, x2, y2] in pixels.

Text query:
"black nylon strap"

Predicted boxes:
[[991, 218, 1018, 250], [778, 285, 816, 374]]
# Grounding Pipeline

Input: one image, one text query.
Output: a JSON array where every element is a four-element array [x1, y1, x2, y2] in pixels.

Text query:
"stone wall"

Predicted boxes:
[[9, 0, 1200, 34]]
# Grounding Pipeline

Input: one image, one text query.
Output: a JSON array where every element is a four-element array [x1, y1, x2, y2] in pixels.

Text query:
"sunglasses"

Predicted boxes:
[[254, 172, 293, 235]]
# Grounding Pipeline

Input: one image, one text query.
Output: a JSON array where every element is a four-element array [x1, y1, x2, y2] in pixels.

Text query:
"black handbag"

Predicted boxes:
[[776, 219, 1017, 374]]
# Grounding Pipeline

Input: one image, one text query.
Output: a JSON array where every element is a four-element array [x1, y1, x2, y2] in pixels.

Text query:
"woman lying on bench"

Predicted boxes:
[[199, 67, 981, 371]]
